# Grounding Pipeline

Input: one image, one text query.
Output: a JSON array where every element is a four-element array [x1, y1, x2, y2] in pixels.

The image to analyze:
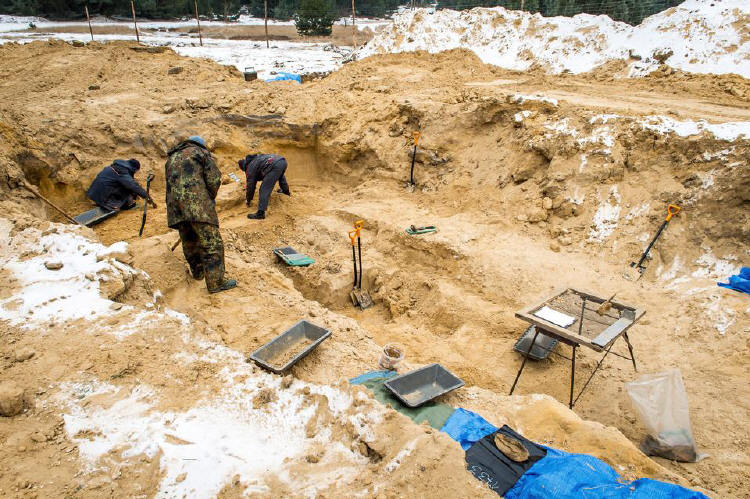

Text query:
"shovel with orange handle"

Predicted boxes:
[[628, 204, 681, 279], [350, 220, 373, 310], [409, 131, 421, 187]]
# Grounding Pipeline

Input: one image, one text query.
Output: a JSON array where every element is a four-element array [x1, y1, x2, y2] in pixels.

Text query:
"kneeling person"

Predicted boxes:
[[165, 136, 236, 294], [87, 159, 156, 212], [238, 153, 291, 220]]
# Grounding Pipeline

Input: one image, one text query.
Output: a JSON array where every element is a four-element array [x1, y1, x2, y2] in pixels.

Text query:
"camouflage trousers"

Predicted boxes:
[[177, 222, 225, 291]]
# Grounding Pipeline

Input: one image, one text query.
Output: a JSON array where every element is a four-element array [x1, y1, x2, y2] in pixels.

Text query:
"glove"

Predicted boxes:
[[148, 199, 157, 209]]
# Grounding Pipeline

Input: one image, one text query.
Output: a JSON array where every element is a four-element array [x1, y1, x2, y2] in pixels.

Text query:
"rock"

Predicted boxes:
[[71, 40, 85, 47], [0, 381, 25, 417], [85, 273, 96, 281], [14, 348, 35, 362], [45, 261, 63, 270], [558, 235, 573, 246], [550, 242, 561, 252], [168, 66, 184, 75], [281, 375, 294, 389], [175, 473, 187, 483], [30, 431, 47, 443], [526, 207, 548, 223], [88, 84, 100, 91], [162, 104, 175, 114], [109, 302, 123, 311], [542, 197, 553, 210]]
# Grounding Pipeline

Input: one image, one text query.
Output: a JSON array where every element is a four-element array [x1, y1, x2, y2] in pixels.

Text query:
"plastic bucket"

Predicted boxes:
[[243, 67, 257, 81], [379, 343, 404, 370]]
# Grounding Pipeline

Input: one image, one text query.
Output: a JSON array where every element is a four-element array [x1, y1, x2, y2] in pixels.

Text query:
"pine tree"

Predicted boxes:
[[294, 0, 335, 36]]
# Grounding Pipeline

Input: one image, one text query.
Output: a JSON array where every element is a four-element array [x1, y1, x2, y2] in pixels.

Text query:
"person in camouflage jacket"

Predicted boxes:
[[165, 136, 236, 294]]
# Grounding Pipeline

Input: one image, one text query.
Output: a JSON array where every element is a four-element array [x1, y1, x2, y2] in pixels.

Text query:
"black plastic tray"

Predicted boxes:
[[249, 320, 331, 374], [74, 206, 116, 227], [513, 325, 559, 361], [384, 363, 464, 408]]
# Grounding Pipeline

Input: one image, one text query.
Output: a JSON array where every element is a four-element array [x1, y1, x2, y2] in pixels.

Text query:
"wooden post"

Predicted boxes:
[[130, 0, 139, 43], [521, 0, 525, 11], [351, 0, 356, 49], [85, 5, 94, 41], [264, 0, 269, 48], [194, 0, 203, 47]]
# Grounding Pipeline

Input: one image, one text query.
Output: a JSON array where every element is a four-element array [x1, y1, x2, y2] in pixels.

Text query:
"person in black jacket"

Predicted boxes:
[[238, 153, 290, 220], [86, 159, 156, 212]]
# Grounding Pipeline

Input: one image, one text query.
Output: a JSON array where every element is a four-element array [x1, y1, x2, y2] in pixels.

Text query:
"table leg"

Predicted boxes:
[[569, 344, 577, 409], [623, 331, 637, 372], [509, 327, 540, 395]]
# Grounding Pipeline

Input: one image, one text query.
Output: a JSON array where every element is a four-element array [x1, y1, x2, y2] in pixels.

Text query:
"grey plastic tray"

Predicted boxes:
[[384, 363, 464, 408], [249, 320, 331, 374], [513, 325, 559, 361]]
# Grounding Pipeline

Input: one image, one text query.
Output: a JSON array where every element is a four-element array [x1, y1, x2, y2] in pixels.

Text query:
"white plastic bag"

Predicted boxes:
[[625, 369, 705, 462]]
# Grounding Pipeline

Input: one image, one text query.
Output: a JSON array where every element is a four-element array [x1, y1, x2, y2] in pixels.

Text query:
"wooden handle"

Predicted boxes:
[[22, 182, 79, 225]]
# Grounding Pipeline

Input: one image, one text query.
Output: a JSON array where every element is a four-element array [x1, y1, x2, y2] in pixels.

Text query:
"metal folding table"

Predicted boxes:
[[509, 288, 644, 409]]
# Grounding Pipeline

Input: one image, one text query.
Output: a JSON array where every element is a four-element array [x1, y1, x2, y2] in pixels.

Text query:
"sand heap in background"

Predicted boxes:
[[0, 40, 748, 497], [360, 0, 750, 78]]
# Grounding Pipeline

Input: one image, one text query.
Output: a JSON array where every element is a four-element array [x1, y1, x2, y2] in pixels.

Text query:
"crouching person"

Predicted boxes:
[[87, 158, 156, 211], [165, 135, 236, 294]]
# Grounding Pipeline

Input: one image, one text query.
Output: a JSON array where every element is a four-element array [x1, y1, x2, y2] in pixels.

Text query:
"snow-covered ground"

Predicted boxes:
[[0, 13, 392, 78], [0, 26, 348, 79], [360, 0, 750, 78]]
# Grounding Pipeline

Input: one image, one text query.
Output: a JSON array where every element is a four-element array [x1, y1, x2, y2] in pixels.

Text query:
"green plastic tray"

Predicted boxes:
[[273, 246, 314, 267], [406, 225, 437, 235]]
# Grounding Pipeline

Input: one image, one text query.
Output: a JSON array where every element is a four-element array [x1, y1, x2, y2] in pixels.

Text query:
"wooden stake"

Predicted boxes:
[[130, 0, 139, 43], [22, 182, 80, 225], [85, 5, 94, 41], [521, 0, 525, 10], [351, 0, 356, 49], [194, 0, 203, 47], [264, 0, 269, 48]]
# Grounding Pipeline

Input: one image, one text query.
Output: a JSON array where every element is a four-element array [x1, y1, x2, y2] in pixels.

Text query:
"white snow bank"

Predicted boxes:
[[360, 0, 750, 78], [0, 220, 136, 327], [0, 14, 46, 32]]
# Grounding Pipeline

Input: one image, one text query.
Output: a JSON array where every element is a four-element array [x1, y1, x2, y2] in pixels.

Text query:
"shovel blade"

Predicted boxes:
[[350, 289, 361, 308], [623, 264, 644, 281], [356, 290, 374, 310]]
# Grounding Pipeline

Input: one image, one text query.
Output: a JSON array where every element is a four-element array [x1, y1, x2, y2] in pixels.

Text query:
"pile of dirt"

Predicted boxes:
[[0, 41, 748, 496], [360, 0, 750, 78]]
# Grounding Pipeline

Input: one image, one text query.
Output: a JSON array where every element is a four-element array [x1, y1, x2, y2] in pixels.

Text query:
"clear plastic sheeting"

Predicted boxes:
[[626, 369, 706, 462]]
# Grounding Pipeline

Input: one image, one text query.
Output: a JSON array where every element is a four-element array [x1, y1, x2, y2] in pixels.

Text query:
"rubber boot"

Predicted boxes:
[[209, 278, 237, 294], [247, 210, 266, 220]]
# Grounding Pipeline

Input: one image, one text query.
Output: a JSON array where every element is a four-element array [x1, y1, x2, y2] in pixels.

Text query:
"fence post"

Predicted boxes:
[[264, 0, 269, 48], [130, 0, 139, 43], [85, 5, 94, 41], [194, 0, 203, 47], [351, 0, 356, 49]]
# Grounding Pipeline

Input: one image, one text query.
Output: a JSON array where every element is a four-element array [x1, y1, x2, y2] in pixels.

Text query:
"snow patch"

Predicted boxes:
[[639, 116, 750, 142], [588, 186, 621, 242]]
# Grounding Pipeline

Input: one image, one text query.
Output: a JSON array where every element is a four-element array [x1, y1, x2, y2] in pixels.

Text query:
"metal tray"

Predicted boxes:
[[249, 320, 331, 374], [513, 326, 559, 361], [384, 363, 464, 408], [73, 206, 116, 227], [273, 246, 315, 267]]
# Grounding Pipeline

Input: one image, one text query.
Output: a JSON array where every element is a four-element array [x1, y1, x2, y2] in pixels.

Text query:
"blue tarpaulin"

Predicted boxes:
[[265, 72, 302, 83], [505, 447, 709, 499], [441, 408, 498, 450], [718, 266, 750, 295]]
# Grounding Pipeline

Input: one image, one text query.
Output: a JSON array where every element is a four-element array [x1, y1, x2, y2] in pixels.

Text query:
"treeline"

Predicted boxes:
[[0, 0, 685, 25]]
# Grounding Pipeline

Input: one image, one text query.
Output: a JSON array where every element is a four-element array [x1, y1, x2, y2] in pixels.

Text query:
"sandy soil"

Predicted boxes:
[[0, 41, 748, 497]]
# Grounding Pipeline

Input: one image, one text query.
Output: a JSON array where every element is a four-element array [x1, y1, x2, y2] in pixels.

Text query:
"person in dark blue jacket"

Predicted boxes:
[[238, 153, 290, 220], [86, 159, 156, 211]]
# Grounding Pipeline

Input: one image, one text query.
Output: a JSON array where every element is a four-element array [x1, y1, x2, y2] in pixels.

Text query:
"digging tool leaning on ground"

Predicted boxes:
[[164, 135, 236, 294], [237, 153, 291, 220]]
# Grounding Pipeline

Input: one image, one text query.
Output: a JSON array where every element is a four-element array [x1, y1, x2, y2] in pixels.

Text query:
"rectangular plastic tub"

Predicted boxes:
[[249, 320, 331, 374], [384, 363, 464, 407]]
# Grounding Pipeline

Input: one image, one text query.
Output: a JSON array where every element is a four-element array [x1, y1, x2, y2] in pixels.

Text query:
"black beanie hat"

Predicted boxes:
[[128, 159, 141, 171]]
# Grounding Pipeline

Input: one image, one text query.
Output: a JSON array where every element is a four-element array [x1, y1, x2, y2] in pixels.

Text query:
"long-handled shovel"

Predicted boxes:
[[22, 181, 80, 225], [351, 220, 373, 310], [138, 173, 155, 237], [626, 204, 681, 280], [349, 230, 360, 307], [409, 131, 421, 187]]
